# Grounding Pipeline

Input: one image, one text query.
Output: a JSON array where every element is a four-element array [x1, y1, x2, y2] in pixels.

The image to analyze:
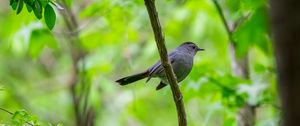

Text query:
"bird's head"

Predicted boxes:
[[178, 41, 204, 55]]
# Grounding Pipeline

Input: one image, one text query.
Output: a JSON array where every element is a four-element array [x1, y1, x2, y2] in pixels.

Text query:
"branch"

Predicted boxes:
[[143, 0, 187, 126], [212, 0, 234, 42], [0, 107, 13, 115], [212, 0, 251, 45], [0, 107, 34, 126]]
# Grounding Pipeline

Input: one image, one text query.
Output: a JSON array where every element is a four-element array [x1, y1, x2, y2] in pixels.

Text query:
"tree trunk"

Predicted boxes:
[[237, 104, 256, 126], [270, 0, 300, 125]]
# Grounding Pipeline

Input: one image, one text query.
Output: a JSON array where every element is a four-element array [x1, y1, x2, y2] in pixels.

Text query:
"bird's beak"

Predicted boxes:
[[197, 47, 205, 51]]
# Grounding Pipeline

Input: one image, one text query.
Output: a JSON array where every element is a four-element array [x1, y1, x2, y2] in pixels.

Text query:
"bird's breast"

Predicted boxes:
[[172, 53, 194, 82]]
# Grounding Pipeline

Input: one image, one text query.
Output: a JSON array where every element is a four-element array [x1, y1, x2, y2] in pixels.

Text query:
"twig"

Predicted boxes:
[[212, 0, 234, 42], [212, 0, 251, 44], [0, 107, 34, 126], [0, 107, 13, 115], [143, 0, 187, 126]]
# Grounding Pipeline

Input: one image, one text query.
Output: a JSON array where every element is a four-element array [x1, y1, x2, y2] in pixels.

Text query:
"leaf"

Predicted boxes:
[[226, 0, 240, 12], [11, 1, 18, 10], [11, 110, 41, 126], [44, 4, 56, 30], [233, 6, 270, 57], [16, 0, 24, 14], [12, 110, 31, 125], [33, 0, 43, 19], [10, 0, 15, 5], [29, 29, 57, 58], [26, 3, 33, 12], [26, 0, 35, 4], [10, 0, 18, 11]]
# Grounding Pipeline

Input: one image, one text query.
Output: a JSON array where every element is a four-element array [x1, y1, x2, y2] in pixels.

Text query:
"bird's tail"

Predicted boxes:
[[116, 71, 149, 85]]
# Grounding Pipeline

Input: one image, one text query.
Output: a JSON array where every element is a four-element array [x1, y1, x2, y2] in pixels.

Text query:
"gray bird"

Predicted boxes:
[[116, 42, 204, 90]]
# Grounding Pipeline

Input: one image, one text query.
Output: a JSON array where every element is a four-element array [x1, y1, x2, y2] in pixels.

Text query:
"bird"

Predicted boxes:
[[116, 42, 204, 90]]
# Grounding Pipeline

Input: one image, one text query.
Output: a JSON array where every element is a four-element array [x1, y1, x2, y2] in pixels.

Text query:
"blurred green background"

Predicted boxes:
[[0, 0, 279, 125]]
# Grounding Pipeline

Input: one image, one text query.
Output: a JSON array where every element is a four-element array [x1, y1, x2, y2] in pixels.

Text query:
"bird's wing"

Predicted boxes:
[[146, 52, 177, 82]]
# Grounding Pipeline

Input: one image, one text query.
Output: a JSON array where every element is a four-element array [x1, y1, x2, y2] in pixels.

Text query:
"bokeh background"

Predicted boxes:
[[0, 0, 279, 125]]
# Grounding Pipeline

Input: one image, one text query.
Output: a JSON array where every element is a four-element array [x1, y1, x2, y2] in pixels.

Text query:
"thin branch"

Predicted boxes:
[[0, 107, 34, 126], [143, 0, 187, 126], [0, 107, 13, 115], [232, 13, 251, 33], [212, 0, 234, 42], [212, 0, 251, 44]]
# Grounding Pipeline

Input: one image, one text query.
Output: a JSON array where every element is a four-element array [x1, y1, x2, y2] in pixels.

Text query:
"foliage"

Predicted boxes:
[[10, 0, 58, 30], [0, 108, 62, 126], [0, 0, 279, 126], [11, 109, 40, 125]]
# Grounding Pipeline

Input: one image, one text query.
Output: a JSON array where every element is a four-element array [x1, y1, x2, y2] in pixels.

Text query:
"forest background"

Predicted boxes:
[[0, 0, 281, 126]]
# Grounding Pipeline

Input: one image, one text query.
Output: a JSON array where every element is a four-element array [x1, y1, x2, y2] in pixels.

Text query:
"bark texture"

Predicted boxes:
[[144, 0, 187, 126], [270, 0, 300, 125]]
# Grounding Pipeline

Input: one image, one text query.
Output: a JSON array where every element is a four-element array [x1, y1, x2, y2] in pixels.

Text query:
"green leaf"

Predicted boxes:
[[26, 0, 35, 4], [11, 110, 41, 126], [44, 4, 56, 30], [26, 3, 33, 12], [16, 0, 24, 14], [33, 0, 43, 19], [10, 0, 15, 5], [11, 1, 18, 10], [40, 0, 49, 7], [29, 29, 57, 58], [233, 6, 270, 56], [12, 110, 31, 125], [226, 0, 240, 12]]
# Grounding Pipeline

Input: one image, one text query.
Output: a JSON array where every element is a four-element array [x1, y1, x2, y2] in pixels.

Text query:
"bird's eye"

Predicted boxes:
[[192, 46, 196, 49]]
